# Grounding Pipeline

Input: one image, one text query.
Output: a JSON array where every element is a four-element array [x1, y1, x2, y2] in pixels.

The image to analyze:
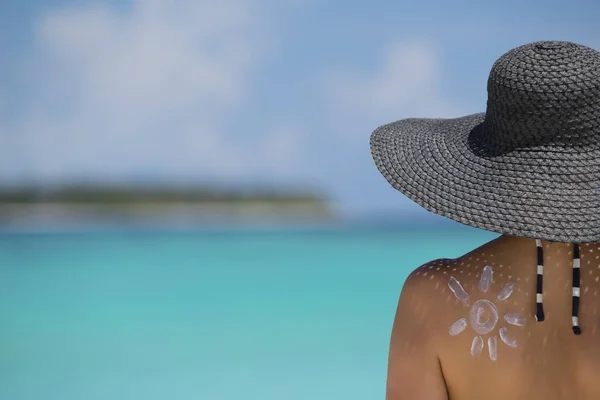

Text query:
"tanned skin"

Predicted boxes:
[[386, 234, 600, 400]]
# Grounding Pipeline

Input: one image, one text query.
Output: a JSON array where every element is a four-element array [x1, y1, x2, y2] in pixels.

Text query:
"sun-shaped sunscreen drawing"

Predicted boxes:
[[447, 265, 525, 360]]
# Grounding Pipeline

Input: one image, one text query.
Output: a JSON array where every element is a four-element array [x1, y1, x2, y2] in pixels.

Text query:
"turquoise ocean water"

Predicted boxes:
[[0, 224, 498, 400]]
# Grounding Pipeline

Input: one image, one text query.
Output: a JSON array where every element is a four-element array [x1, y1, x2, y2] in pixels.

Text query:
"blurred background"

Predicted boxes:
[[0, 0, 598, 399]]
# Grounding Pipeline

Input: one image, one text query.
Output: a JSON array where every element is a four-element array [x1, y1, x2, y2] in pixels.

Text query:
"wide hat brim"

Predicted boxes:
[[370, 112, 600, 243]]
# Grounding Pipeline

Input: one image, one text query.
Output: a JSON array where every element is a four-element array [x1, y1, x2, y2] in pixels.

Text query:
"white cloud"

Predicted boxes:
[[37, 1, 259, 115], [1, 0, 308, 185], [322, 40, 467, 137]]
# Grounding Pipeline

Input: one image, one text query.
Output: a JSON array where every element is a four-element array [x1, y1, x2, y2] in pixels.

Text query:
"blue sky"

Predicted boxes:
[[1, 0, 599, 216]]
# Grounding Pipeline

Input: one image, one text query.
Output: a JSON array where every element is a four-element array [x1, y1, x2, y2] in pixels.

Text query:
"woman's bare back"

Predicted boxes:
[[387, 235, 600, 400]]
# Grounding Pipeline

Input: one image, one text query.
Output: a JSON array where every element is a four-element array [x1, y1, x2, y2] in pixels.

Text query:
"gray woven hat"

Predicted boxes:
[[370, 40, 600, 243]]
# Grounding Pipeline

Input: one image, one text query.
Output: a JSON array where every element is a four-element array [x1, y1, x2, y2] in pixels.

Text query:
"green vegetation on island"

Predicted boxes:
[[0, 184, 335, 223], [0, 185, 328, 205]]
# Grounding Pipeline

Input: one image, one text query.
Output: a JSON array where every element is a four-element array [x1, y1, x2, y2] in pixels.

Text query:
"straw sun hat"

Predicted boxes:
[[370, 41, 600, 243]]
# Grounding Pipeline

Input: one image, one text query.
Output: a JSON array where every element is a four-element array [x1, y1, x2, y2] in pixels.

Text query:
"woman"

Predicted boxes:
[[370, 41, 600, 400]]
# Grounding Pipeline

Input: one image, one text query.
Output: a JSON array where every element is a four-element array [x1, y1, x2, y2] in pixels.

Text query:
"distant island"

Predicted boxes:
[[0, 185, 335, 227]]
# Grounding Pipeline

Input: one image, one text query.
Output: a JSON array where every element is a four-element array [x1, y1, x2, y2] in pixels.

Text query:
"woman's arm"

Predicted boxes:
[[386, 265, 450, 400]]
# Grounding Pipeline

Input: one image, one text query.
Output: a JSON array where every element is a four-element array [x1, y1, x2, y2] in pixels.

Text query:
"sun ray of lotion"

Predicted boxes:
[[479, 265, 493, 293], [488, 336, 498, 361], [504, 312, 526, 327], [497, 282, 516, 302], [449, 277, 470, 306], [449, 318, 468, 336], [499, 327, 518, 348], [471, 336, 484, 358]]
